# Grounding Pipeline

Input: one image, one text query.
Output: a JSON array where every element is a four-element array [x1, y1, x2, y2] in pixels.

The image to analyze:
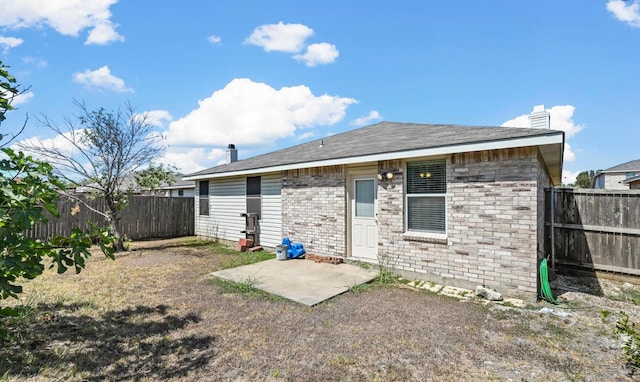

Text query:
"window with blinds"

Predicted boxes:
[[405, 159, 446, 233], [199, 180, 209, 216]]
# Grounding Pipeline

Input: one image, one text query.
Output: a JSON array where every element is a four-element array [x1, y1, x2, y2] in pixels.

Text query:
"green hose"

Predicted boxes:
[[539, 258, 559, 304]]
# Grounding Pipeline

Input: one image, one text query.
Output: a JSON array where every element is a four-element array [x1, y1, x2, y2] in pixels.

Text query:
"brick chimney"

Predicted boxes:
[[226, 144, 238, 164], [529, 104, 550, 129]]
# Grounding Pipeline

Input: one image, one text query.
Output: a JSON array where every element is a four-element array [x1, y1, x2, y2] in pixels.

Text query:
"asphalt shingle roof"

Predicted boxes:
[[603, 159, 640, 172], [186, 121, 562, 177]]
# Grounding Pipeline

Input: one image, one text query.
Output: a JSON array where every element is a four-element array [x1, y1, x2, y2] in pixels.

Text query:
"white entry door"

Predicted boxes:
[[352, 177, 378, 261]]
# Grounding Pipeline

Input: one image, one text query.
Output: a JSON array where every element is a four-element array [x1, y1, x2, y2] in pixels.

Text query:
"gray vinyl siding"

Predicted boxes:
[[195, 174, 282, 247], [170, 188, 195, 198], [204, 177, 246, 241], [261, 173, 283, 248]]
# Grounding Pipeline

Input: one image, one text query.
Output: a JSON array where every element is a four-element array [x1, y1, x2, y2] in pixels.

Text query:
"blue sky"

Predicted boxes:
[[1, 1, 639, 183]]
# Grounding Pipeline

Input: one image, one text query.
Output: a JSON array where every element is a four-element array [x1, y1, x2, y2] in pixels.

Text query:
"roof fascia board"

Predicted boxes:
[[184, 134, 563, 180]]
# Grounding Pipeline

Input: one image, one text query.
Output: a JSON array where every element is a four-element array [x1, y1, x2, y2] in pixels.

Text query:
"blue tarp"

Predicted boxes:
[[282, 237, 306, 259]]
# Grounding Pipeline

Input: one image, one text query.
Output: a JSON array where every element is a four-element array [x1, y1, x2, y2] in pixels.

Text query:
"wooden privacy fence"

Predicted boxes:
[[26, 195, 194, 241], [546, 188, 640, 275]]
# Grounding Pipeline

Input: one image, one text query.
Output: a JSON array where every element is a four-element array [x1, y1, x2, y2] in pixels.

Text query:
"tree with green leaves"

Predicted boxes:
[[573, 170, 598, 188], [0, 61, 28, 145], [1, 61, 116, 336], [0, 62, 16, 121], [18, 100, 174, 250]]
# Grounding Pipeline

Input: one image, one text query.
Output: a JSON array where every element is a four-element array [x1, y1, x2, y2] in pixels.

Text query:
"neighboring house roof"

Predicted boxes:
[[160, 174, 195, 190], [77, 173, 193, 193], [75, 174, 139, 193], [184, 121, 564, 184], [592, 159, 640, 188], [599, 159, 640, 173], [623, 174, 640, 185]]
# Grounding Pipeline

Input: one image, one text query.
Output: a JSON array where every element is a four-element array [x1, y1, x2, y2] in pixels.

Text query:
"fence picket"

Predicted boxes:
[[548, 188, 640, 274], [25, 195, 194, 240]]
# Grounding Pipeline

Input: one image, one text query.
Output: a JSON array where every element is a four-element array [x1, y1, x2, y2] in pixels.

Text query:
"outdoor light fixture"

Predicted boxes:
[[419, 172, 432, 179], [378, 170, 395, 181]]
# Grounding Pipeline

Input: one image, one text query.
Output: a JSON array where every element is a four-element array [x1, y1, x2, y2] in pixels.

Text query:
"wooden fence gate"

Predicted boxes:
[[545, 188, 640, 275]]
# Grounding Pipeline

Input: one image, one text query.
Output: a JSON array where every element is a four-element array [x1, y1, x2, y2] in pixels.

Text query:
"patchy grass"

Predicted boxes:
[[212, 276, 259, 293], [347, 281, 373, 294], [612, 286, 640, 305], [219, 249, 274, 269], [376, 266, 402, 285], [0, 237, 637, 381], [207, 276, 282, 302]]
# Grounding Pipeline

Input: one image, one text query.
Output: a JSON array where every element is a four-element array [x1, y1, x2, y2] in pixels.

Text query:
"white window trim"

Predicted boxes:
[[246, 176, 262, 220], [404, 159, 448, 239]]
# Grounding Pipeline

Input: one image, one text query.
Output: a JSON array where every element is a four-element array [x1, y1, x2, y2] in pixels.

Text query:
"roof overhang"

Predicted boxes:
[[623, 175, 640, 184], [184, 133, 565, 184], [160, 184, 195, 190]]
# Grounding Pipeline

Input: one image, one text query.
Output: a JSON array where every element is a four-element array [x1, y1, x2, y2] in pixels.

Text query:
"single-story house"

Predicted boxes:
[[76, 173, 195, 197], [593, 159, 640, 190], [159, 174, 195, 197], [184, 121, 564, 296]]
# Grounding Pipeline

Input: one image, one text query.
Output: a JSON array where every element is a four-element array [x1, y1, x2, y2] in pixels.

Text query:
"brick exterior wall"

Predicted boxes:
[[377, 147, 545, 297], [281, 166, 346, 255], [276, 147, 549, 297]]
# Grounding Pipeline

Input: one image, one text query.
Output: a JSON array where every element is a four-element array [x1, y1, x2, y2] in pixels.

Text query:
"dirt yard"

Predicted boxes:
[[1, 237, 640, 381]]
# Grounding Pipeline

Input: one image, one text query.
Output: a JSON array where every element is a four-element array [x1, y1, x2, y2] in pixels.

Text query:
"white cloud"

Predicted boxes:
[[15, 129, 88, 160], [564, 142, 575, 162], [165, 78, 356, 152], [141, 110, 173, 127], [207, 35, 221, 44], [546, 105, 584, 139], [245, 22, 313, 52], [12, 91, 34, 106], [500, 114, 529, 128], [502, 104, 584, 163], [293, 42, 339, 66], [158, 147, 226, 173], [0, 36, 23, 52], [72, 66, 133, 93], [562, 169, 581, 185], [296, 131, 316, 141], [85, 20, 124, 45], [22, 56, 48, 68], [607, 0, 640, 27], [0, 0, 124, 45], [501, 105, 583, 138], [351, 110, 382, 126]]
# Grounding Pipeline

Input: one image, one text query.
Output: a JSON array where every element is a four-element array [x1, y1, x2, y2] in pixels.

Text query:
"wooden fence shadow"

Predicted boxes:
[[546, 188, 604, 297]]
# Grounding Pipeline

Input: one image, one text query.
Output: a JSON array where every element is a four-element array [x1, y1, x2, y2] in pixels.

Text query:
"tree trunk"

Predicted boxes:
[[106, 203, 125, 252], [108, 219, 125, 252]]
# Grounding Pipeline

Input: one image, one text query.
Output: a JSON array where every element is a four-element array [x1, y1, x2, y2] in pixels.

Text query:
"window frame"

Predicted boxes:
[[404, 158, 447, 235], [246, 176, 262, 219], [198, 180, 209, 216]]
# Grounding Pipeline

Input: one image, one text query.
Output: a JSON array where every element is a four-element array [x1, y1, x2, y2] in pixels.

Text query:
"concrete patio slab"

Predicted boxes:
[[211, 258, 379, 306]]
